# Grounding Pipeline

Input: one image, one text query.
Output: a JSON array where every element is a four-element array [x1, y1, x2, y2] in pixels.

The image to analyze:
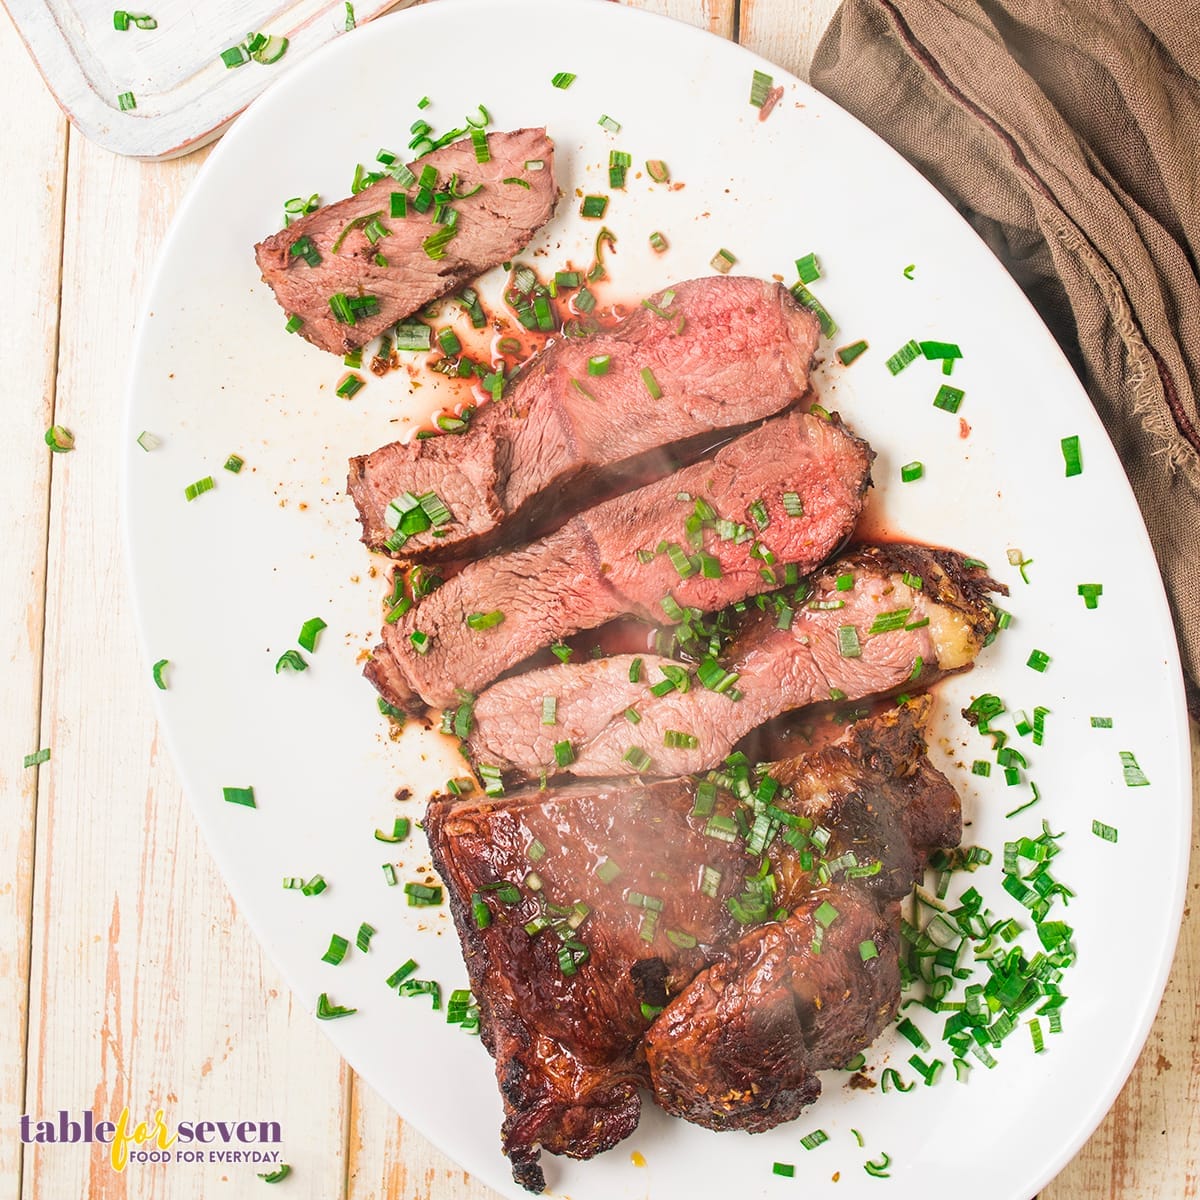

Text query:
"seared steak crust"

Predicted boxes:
[[467, 543, 1004, 779], [347, 277, 822, 561], [425, 698, 961, 1191], [367, 411, 871, 712], [255, 129, 557, 354]]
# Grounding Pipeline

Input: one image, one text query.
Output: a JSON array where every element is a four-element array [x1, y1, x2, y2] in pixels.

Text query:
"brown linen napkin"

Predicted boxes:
[[810, 0, 1200, 714]]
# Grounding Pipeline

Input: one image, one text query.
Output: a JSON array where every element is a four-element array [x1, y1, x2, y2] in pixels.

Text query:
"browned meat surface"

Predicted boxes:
[[425, 698, 961, 1191], [347, 277, 821, 560], [365, 411, 871, 712], [467, 543, 1004, 780], [255, 129, 557, 354]]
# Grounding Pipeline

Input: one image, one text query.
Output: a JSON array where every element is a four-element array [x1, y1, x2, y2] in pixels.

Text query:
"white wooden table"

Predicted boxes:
[[3, 1, 1197, 1197]]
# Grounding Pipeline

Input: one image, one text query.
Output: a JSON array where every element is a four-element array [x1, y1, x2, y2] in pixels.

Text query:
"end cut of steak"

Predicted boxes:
[[255, 129, 557, 354], [366, 411, 872, 712], [347, 277, 821, 560], [425, 698, 961, 1191], [467, 544, 1004, 779]]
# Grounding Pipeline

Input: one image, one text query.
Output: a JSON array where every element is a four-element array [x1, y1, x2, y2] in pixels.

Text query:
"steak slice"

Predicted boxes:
[[366, 411, 872, 712], [255, 129, 557, 355], [467, 544, 1004, 779], [425, 698, 961, 1192], [347, 277, 821, 560]]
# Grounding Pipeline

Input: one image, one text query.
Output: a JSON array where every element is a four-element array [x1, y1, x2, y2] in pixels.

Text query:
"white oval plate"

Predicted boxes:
[[124, 2, 1192, 1196]]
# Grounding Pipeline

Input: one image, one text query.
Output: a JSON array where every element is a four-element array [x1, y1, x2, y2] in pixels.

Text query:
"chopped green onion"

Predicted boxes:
[[219, 45, 249, 68], [386, 960, 418, 989], [374, 817, 410, 843], [1077, 583, 1103, 609], [297, 617, 327, 653], [598, 114, 621, 133], [885, 339, 921, 374], [1091, 716, 1113, 728], [646, 159, 670, 182], [1092, 819, 1118, 842], [1119, 750, 1149, 787], [23, 748, 50, 768], [184, 476, 214, 501], [151, 659, 169, 690], [321, 934, 349, 965], [1026, 649, 1051, 673], [381, 864, 397, 886], [540, 696, 557, 725], [117, 90, 137, 111], [466, 610, 505, 631], [222, 786, 256, 808], [553, 740, 575, 768], [551, 642, 572, 663], [880, 1068, 914, 1093], [933, 384, 965, 413], [749, 69, 773, 107], [863, 1153, 892, 1179], [257, 1166, 290, 1183], [900, 461, 924, 482], [113, 10, 131, 29], [919, 340, 962, 362], [649, 230, 668, 253], [587, 354, 611, 376], [354, 923, 374, 952], [393, 320, 431, 351], [837, 624, 861, 658], [136, 430, 160, 451], [903, 263, 916, 279], [641, 367, 662, 400], [836, 339, 868, 366], [710, 248, 736, 274], [795, 253, 821, 284], [275, 649, 307, 673], [301, 874, 327, 896], [580, 194, 609, 219], [595, 859, 622, 884], [859, 939, 879, 961], [336, 372, 364, 398], [471, 892, 492, 928], [316, 992, 356, 1020], [404, 882, 443, 906], [663, 729, 699, 750], [1061, 435, 1083, 477], [790, 283, 837, 337], [551, 71, 576, 89], [623, 746, 652, 772], [223, 453, 244, 474], [799, 1129, 828, 1151], [972, 760, 992, 776]]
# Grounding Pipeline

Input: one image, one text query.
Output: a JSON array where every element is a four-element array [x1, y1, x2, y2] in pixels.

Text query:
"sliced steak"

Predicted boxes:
[[467, 544, 1003, 779], [366, 411, 872, 712], [425, 698, 961, 1191], [347, 277, 821, 560], [255, 129, 557, 354]]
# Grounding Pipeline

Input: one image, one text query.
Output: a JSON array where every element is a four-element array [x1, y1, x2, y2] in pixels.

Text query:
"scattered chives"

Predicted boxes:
[[933, 384, 965, 413], [649, 231, 668, 253], [404, 882, 443, 906], [136, 430, 160, 451], [223, 453, 244, 473], [315, 993, 356, 1020], [336, 372, 364, 398], [301, 875, 327, 896], [837, 625, 861, 658], [799, 1129, 828, 1151], [641, 368, 662, 399], [1090, 716, 1113, 728], [580, 195, 608, 219], [749, 69, 773, 107], [1092, 820, 1118, 842], [903, 263, 916, 279], [117, 91, 137, 111], [773, 1162, 795, 1177], [598, 114, 621, 134], [386, 960, 418, 988], [275, 649, 307, 673], [790, 283, 837, 337], [24, 748, 50, 768], [44, 425, 75, 452], [553, 740, 575, 768], [298, 617, 327, 652], [541, 696, 557, 725], [1119, 750, 1149, 787], [356, 923, 375, 952], [1061, 435, 1083, 477], [710, 248, 736, 274], [886, 339, 921, 374], [466, 610, 505, 631], [1078, 583, 1103, 609], [374, 817, 410, 843], [551, 71, 576, 89], [646, 159, 670, 182], [184, 475, 214, 501], [222, 785, 256, 808], [257, 1166, 290, 1183], [1026, 649, 1051, 673], [836, 339, 868, 366], [321, 934, 349, 965], [151, 659, 169, 690], [900, 461, 924, 482]]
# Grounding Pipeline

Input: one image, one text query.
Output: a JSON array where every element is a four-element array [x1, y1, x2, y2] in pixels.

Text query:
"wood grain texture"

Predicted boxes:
[[738, 0, 842, 80], [17, 120, 351, 1200], [0, 12, 67, 1200]]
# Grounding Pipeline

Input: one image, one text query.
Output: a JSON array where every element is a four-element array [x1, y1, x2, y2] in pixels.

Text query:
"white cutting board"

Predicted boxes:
[[2, 0, 412, 158]]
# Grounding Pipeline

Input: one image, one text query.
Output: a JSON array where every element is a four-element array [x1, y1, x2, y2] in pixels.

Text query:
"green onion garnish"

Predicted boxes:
[[836, 339, 868, 366], [587, 354, 611, 376], [257, 1166, 290, 1183], [321, 933, 349, 965], [223, 453, 244, 474], [540, 695, 557, 726], [919, 340, 962, 362], [183, 476, 214, 502], [222, 785, 256, 808], [772, 1162, 795, 1178], [1061, 435, 1083, 477], [580, 194, 609, 219], [859, 939, 879, 961], [1026, 649, 1050, 673], [795, 253, 820, 284], [404, 882, 443, 906], [903, 263, 916, 279], [23, 748, 50, 768], [219, 44, 249, 68], [641, 368, 662, 400], [900, 460, 925, 482], [790, 283, 837, 337], [867, 608, 912, 635], [336, 372, 364, 398], [354, 923, 374, 952], [466, 610, 504, 631], [275, 649, 307, 673], [386, 960, 419, 990], [972, 760, 991, 776], [136, 430, 160, 451], [553, 739, 576, 768], [1119, 750, 1149, 787], [471, 892, 492, 928], [598, 114, 621, 133], [595, 858, 622, 884], [381, 864, 397, 886], [296, 617, 326, 653], [649, 230, 668, 253], [393, 320, 431, 351], [837, 625, 861, 658], [301, 874, 327, 896], [933, 384, 964, 413], [799, 1129, 828, 1151], [623, 746, 652, 772], [470, 128, 490, 163], [646, 159, 670, 182], [710, 248, 736, 274], [663, 729, 699, 750], [1091, 715, 1113, 728], [864, 1153, 892, 1179], [150, 658, 169, 690], [1077, 583, 1103, 609], [374, 817, 410, 843], [117, 90, 137, 110], [1092, 819, 1118, 842], [885, 339, 921, 374], [749, 69, 773, 107], [551, 71, 576, 89], [316, 992, 356, 1020]]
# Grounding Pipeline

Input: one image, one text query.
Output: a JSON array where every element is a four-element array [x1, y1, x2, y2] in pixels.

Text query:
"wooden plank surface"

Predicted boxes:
[[0, 12, 67, 1200], [1, 0, 1197, 1197]]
